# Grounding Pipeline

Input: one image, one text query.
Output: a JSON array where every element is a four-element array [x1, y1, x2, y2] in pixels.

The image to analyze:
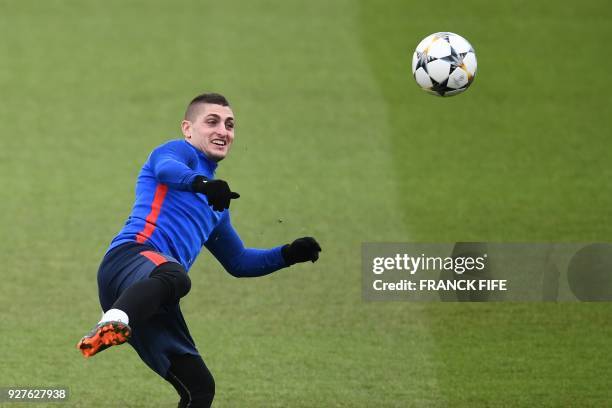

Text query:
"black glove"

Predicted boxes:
[[282, 237, 322, 265], [192, 176, 240, 212]]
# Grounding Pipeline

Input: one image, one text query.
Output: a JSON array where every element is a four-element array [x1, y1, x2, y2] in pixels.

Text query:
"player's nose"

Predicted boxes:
[[215, 124, 229, 137]]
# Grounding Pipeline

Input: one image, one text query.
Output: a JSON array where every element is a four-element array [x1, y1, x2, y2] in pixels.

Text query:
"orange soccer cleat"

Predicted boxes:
[[77, 321, 131, 358]]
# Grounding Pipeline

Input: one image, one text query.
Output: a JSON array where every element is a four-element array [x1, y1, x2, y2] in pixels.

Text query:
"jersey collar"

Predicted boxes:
[[183, 140, 219, 173]]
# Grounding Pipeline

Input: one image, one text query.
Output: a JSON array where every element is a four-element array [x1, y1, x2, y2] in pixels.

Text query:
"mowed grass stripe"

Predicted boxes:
[[359, 0, 612, 406]]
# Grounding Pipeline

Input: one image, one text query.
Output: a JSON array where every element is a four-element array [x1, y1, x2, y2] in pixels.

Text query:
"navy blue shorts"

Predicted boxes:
[[97, 242, 199, 377]]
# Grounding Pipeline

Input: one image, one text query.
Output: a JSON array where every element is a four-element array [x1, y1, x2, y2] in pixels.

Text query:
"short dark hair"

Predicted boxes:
[[184, 92, 231, 120]]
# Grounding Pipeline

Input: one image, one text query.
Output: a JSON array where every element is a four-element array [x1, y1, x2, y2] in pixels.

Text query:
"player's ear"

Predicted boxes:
[[181, 120, 192, 139]]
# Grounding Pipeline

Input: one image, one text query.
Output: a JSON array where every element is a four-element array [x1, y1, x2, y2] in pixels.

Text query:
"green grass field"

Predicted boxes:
[[1, 0, 612, 406]]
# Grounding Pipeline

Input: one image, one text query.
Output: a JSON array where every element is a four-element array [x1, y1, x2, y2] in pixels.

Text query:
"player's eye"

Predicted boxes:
[[226, 122, 234, 130]]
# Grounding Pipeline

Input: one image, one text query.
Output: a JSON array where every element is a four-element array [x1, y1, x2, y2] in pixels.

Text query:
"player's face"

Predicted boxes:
[[182, 104, 235, 162]]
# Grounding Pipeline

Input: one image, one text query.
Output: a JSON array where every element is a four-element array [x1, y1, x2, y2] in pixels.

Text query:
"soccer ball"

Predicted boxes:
[[411, 32, 477, 97]]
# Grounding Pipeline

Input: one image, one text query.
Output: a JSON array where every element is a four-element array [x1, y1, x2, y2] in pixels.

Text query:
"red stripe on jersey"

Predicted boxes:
[[140, 250, 168, 266], [136, 184, 168, 244]]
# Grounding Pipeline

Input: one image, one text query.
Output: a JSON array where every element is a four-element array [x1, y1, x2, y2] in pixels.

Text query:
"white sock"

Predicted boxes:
[[99, 308, 129, 325]]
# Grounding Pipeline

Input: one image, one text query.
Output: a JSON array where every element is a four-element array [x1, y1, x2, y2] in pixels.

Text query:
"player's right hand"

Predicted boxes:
[[192, 176, 240, 211]]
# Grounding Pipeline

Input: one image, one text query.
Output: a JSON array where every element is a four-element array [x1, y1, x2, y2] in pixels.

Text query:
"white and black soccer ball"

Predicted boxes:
[[411, 32, 477, 97]]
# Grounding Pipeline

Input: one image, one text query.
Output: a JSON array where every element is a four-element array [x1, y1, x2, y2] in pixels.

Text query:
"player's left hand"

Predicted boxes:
[[282, 237, 322, 265]]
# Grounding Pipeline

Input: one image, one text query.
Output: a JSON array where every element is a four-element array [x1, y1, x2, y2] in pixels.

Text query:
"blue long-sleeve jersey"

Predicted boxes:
[[108, 139, 287, 276]]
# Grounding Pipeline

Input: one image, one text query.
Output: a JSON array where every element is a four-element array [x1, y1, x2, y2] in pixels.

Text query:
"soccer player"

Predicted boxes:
[[77, 93, 322, 408]]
